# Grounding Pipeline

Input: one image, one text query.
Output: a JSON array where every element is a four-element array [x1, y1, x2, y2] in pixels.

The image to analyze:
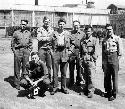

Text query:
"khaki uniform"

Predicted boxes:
[[52, 29, 70, 90], [80, 35, 99, 93], [37, 26, 54, 81], [11, 29, 32, 88], [102, 34, 123, 97], [69, 30, 85, 85]]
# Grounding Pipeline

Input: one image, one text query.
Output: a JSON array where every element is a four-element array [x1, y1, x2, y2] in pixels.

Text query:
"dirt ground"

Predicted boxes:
[[0, 38, 125, 109]]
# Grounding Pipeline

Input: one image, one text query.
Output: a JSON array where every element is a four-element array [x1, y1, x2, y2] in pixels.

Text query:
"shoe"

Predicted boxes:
[[113, 94, 116, 99], [27, 93, 35, 99], [79, 92, 84, 95], [15, 85, 20, 90], [108, 96, 115, 101], [87, 92, 93, 98], [61, 89, 69, 94], [104, 92, 109, 98], [50, 88, 58, 95]]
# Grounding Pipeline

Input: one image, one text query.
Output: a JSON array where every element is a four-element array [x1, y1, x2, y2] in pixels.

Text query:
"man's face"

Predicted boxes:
[[73, 21, 80, 31], [43, 19, 50, 28], [85, 28, 92, 38], [21, 21, 27, 29], [31, 54, 39, 63], [58, 22, 65, 30], [106, 26, 113, 36]]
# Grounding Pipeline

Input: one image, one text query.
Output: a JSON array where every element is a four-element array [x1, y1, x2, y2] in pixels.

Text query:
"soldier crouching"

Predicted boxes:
[[20, 52, 53, 99]]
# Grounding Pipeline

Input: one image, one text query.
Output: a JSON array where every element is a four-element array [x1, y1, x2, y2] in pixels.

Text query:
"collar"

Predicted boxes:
[[71, 29, 81, 34], [85, 35, 93, 42]]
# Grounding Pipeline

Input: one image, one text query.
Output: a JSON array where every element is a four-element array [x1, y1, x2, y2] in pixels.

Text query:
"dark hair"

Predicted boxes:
[[105, 24, 112, 29], [21, 20, 28, 24], [31, 52, 38, 57], [84, 25, 93, 31], [43, 16, 50, 22], [58, 18, 66, 24], [73, 20, 80, 24]]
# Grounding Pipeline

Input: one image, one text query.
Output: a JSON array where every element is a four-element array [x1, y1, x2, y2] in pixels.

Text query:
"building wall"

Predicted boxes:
[[0, 11, 12, 27], [13, 10, 32, 26]]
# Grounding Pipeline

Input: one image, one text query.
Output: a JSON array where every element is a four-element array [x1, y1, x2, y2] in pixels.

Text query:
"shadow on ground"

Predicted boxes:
[[4, 76, 15, 88]]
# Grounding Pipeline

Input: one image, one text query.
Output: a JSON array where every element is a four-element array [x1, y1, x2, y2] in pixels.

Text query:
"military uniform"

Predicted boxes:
[[102, 34, 123, 99], [69, 30, 85, 86], [21, 59, 52, 96], [80, 35, 99, 96], [52, 29, 70, 92], [37, 26, 54, 81], [11, 29, 32, 89]]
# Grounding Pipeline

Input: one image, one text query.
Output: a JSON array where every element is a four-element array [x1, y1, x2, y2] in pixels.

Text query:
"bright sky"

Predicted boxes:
[[0, 0, 125, 9]]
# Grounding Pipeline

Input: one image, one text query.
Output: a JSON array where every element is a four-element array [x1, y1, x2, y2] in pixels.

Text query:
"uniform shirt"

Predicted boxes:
[[80, 35, 99, 61], [11, 29, 32, 51], [102, 34, 123, 56], [52, 29, 70, 62], [69, 29, 85, 56], [23, 60, 48, 80], [102, 34, 123, 64], [37, 26, 54, 50]]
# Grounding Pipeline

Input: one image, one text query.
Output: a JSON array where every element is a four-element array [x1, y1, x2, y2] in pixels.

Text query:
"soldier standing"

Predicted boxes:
[[11, 20, 32, 90], [102, 24, 123, 101], [51, 18, 70, 95], [80, 25, 99, 98], [68, 20, 85, 87], [37, 16, 54, 82]]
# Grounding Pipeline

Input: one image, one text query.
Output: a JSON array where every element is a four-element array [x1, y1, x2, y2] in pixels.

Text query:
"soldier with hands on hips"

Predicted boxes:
[[11, 20, 32, 90]]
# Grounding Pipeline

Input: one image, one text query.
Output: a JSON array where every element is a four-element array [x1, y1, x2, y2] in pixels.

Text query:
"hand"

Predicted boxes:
[[32, 81, 38, 87]]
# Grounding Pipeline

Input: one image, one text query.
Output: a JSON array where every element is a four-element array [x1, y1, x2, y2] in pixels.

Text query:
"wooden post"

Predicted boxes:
[[32, 11, 35, 27]]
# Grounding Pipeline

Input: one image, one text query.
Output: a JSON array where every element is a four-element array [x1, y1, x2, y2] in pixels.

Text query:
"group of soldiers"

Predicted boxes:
[[11, 16, 123, 101]]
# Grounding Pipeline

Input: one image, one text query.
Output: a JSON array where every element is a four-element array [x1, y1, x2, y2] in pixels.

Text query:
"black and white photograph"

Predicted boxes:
[[0, 0, 125, 108]]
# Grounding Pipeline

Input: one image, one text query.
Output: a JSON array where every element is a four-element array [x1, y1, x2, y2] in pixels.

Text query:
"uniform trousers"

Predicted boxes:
[[52, 51, 68, 90], [38, 48, 52, 81], [14, 48, 30, 87], [103, 52, 119, 96]]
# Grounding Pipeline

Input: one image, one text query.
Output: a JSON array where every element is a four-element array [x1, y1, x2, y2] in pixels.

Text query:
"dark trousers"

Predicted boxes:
[[69, 56, 81, 85], [38, 48, 52, 81], [104, 63, 119, 96], [14, 48, 30, 87], [20, 77, 51, 95]]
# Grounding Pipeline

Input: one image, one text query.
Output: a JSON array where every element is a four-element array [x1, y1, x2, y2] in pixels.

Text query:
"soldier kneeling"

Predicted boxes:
[[20, 52, 53, 99]]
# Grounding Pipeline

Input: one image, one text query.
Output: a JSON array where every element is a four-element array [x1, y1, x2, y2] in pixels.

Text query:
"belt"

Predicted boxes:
[[15, 46, 28, 50], [105, 50, 117, 54], [40, 47, 50, 50]]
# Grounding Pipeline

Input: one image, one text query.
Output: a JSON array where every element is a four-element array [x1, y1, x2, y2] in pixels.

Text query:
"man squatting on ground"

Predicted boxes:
[[102, 24, 123, 101], [11, 20, 32, 90], [20, 52, 53, 99]]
